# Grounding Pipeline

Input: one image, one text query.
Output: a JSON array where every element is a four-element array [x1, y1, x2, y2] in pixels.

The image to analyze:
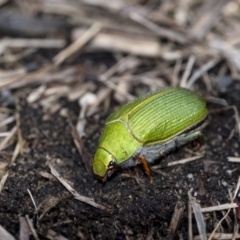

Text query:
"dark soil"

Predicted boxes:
[[0, 79, 240, 239]]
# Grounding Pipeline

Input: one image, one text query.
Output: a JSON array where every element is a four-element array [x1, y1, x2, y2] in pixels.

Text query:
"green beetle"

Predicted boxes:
[[93, 87, 208, 180]]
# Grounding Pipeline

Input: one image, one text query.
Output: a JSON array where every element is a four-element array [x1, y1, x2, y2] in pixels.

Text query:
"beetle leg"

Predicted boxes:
[[134, 154, 152, 182]]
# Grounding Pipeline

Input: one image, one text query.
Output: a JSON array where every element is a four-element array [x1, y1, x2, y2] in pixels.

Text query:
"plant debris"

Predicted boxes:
[[0, 0, 240, 239]]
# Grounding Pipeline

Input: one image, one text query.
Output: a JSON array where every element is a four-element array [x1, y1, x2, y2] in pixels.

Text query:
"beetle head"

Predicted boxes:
[[93, 148, 115, 179]]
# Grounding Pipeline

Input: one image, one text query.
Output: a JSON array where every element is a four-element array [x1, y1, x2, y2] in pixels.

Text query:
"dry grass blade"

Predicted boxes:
[[19, 216, 30, 240], [194, 233, 240, 240], [0, 116, 15, 128], [180, 55, 195, 88], [25, 215, 39, 240], [90, 32, 162, 57], [188, 191, 193, 240], [0, 38, 66, 55], [38, 195, 67, 221], [49, 165, 106, 210], [168, 200, 185, 238], [0, 171, 9, 195], [189, 0, 230, 40], [0, 225, 15, 240], [0, 125, 17, 151], [153, 155, 204, 169], [53, 22, 102, 66], [208, 176, 240, 240], [46, 229, 69, 240], [209, 38, 240, 71], [27, 189, 38, 215], [228, 157, 240, 163], [128, 12, 188, 44], [100, 78, 134, 101], [201, 203, 238, 213], [188, 190, 207, 240], [0, 65, 54, 90], [186, 58, 220, 88], [69, 120, 93, 176]]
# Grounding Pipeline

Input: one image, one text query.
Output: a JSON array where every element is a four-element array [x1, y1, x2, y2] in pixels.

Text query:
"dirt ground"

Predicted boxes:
[[1, 1, 240, 240], [0, 75, 240, 239]]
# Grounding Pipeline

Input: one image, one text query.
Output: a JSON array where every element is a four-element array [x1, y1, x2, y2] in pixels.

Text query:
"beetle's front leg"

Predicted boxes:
[[133, 154, 152, 182]]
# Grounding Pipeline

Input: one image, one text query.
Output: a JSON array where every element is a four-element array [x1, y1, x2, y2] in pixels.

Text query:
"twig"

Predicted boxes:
[[189, 0, 230, 40], [0, 125, 17, 151], [201, 203, 238, 213], [0, 225, 15, 240], [188, 189, 193, 240], [27, 189, 38, 215], [180, 55, 196, 87], [25, 215, 39, 240], [168, 200, 185, 237], [228, 157, 240, 163], [19, 216, 30, 240], [208, 176, 240, 240], [0, 38, 66, 55], [49, 165, 106, 210], [0, 171, 9, 195], [186, 58, 220, 88], [194, 233, 240, 240], [152, 155, 204, 169], [128, 12, 188, 44], [53, 22, 102, 66], [0, 115, 15, 128], [188, 190, 207, 240]]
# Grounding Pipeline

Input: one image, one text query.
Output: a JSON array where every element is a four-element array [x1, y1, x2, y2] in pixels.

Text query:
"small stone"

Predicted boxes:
[[187, 173, 193, 179], [221, 180, 228, 187]]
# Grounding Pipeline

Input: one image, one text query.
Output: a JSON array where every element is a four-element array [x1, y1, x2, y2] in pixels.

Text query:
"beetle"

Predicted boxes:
[[92, 87, 208, 181]]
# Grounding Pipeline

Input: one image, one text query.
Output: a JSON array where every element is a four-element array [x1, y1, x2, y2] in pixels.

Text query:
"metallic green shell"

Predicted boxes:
[[97, 121, 141, 162], [106, 87, 207, 145]]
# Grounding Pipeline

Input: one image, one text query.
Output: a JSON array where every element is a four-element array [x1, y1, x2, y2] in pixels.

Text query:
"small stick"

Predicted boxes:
[[0, 115, 15, 128], [208, 176, 240, 240], [186, 58, 220, 88], [53, 22, 102, 66], [50, 165, 106, 210], [25, 215, 39, 240], [201, 203, 238, 213], [194, 233, 240, 240], [228, 157, 240, 163], [0, 225, 15, 240], [129, 12, 188, 44], [27, 189, 38, 214], [152, 155, 204, 169], [188, 190, 207, 240], [168, 200, 185, 237], [0, 125, 17, 151], [180, 55, 196, 88], [19, 216, 30, 240], [0, 171, 9, 195]]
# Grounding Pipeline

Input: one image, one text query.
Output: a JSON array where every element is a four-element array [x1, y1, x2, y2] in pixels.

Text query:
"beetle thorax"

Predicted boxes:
[[98, 120, 142, 165]]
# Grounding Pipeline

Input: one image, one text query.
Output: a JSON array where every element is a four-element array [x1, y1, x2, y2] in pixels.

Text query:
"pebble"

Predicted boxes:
[[187, 173, 193, 179]]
